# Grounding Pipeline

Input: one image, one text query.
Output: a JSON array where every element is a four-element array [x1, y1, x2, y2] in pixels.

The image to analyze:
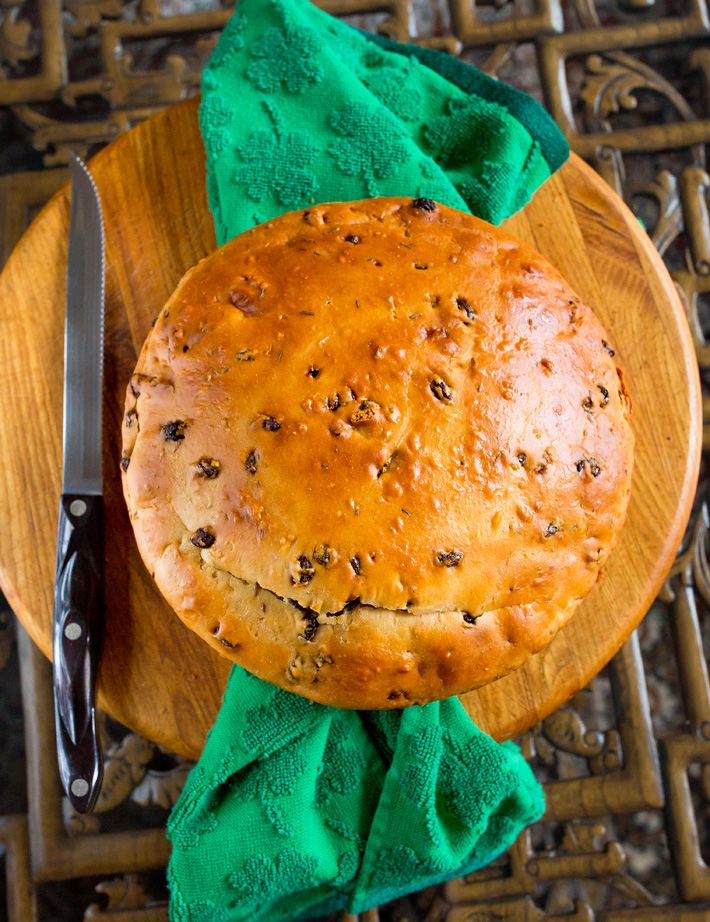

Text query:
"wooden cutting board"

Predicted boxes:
[[0, 97, 701, 759]]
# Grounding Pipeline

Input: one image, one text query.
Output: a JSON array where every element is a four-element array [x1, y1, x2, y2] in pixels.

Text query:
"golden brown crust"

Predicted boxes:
[[121, 197, 634, 708]]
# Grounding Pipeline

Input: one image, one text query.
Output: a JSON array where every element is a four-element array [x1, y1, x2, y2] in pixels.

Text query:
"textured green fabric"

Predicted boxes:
[[167, 3, 560, 917], [199, 0, 568, 246], [168, 667, 544, 921]]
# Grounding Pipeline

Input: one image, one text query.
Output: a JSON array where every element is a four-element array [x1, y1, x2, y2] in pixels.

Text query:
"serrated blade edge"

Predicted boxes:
[[63, 153, 105, 496]]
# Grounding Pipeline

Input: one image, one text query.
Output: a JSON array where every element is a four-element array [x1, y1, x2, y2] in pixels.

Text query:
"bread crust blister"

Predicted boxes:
[[121, 197, 634, 709]]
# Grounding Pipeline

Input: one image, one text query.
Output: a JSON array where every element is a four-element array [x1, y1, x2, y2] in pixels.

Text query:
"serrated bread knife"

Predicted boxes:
[[52, 152, 105, 814]]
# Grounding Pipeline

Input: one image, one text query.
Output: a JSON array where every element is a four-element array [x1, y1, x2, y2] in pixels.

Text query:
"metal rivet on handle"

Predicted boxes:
[[64, 623, 82, 641], [71, 778, 89, 798], [69, 499, 87, 517]]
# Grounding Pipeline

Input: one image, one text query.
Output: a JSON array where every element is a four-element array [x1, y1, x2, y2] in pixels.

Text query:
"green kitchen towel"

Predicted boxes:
[[167, 2, 563, 918], [199, 0, 568, 246], [168, 667, 544, 922]]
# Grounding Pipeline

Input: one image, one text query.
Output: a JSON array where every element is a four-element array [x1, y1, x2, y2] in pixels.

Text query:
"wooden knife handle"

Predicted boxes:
[[52, 493, 104, 814]]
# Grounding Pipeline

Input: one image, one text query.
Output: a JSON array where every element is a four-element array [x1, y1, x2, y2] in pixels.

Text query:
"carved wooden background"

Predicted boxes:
[[1, 0, 710, 919]]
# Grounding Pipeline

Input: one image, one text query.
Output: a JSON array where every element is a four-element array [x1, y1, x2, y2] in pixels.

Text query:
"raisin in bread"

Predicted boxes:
[[121, 197, 634, 708]]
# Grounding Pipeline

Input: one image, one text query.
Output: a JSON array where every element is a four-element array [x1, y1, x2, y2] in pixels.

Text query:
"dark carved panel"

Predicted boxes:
[[1, 1, 709, 919]]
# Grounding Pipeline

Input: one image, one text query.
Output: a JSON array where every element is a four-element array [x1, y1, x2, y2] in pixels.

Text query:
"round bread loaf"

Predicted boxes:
[[121, 197, 634, 709]]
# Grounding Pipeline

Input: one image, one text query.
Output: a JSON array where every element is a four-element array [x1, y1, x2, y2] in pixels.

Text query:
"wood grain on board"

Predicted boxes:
[[0, 97, 701, 759]]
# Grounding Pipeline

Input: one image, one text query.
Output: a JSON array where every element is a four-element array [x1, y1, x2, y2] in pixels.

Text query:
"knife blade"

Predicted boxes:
[[52, 152, 105, 814]]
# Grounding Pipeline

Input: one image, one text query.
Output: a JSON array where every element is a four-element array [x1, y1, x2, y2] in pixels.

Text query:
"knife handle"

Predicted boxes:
[[52, 493, 104, 814]]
